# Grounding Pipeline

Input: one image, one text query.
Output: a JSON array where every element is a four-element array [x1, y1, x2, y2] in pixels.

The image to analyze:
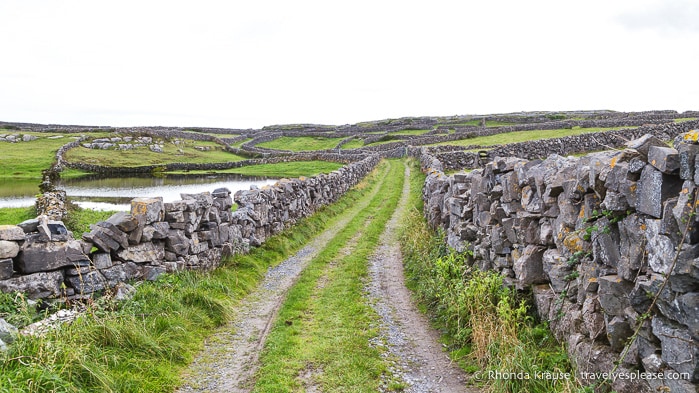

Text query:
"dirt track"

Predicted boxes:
[[178, 161, 477, 392]]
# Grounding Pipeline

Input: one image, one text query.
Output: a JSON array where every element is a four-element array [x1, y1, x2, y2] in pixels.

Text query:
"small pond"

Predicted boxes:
[[0, 174, 279, 211]]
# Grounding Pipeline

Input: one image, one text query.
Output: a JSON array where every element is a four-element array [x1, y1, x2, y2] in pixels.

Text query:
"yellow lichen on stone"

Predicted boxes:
[[563, 232, 586, 253], [684, 130, 699, 142], [131, 201, 148, 215]]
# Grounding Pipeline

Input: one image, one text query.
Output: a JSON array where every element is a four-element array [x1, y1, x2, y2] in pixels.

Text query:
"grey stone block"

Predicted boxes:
[[92, 253, 112, 269], [116, 242, 165, 264], [0, 225, 25, 241], [17, 240, 90, 274], [652, 317, 699, 381], [0, 241, 19, 259], [636, 165, 682, 218], [598, 275, 633, 316], [648, 146, 680, 174], [0, 271, 64, 299], [513, 245, 547, 288], [0, 259, 13, 280]]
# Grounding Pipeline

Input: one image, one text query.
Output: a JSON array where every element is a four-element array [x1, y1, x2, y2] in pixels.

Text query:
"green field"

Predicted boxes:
[[64, 139, 246, 168], [256, 136, 344, 151], [227, 137, 253, 148], [340, 139, 365, 149], [180, 161, 344, 178], [0, 132, 84, 179], [388, 128, 431, 136]]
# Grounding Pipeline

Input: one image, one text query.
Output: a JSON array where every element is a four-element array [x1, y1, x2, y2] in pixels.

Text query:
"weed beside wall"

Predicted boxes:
[[417, 130, 699, 393], [400, 206, 577, 393]]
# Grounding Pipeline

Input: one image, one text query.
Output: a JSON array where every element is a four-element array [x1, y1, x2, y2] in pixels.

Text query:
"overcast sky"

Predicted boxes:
[[1, 0, 697, 129]]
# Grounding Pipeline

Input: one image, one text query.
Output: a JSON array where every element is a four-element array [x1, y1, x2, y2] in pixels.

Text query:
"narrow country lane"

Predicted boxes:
[[178, 160, 479, 392], [367, 165, 476, 393], [176, 162, 388, 393]]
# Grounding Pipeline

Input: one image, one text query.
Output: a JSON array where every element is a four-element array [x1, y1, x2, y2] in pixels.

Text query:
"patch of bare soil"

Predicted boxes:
[[366, 166, 479, 393]]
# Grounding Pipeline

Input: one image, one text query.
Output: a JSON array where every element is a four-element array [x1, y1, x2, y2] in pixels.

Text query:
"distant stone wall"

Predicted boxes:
[[0, 155, 379, 302], [417, 132, 699, 393], [60, 151, 368, 174], [430, 120, 699, 171]]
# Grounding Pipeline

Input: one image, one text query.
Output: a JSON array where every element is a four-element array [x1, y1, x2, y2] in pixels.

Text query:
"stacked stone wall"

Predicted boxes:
[[431, 120, 699, 171], [417, 131, 699, 393], [0, 155, 379, 302]]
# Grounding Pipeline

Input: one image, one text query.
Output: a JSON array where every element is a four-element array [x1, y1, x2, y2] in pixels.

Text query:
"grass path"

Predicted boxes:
[[178, 158, 478, 392], [177, 160, 396, 392], [250, 159, 405, 392]]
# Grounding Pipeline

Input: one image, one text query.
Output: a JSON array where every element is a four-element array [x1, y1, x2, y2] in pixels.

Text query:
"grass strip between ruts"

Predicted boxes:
[[252, 159, 406, 392]]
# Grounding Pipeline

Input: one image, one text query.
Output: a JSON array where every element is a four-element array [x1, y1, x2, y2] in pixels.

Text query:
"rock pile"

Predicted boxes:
[[419, 132, 699, 393], [0, 134, 38, 142]]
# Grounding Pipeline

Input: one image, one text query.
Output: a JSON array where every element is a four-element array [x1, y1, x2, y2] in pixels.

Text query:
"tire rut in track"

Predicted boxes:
[[176, 164, 388, 393], [366, 165, 479, 393]]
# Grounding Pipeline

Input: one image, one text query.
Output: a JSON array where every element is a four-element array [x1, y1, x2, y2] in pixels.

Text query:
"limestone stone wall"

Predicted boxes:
[[0, 155, 379, 302], [431, 120, 699, 171], [417, 133, 699, 393]]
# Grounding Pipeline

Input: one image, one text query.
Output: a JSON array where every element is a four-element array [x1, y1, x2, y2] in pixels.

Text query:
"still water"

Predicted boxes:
[[0, 174, 279, 211]]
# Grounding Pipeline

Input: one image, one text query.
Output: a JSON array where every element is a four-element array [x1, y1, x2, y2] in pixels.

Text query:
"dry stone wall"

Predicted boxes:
[[0, 156, 379, 302], [418, 132, 699, 393]]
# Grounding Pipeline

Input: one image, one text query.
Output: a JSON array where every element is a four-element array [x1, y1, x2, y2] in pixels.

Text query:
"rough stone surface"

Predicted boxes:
[[0, 259, 13, 280], [0, 271, 64, 299], [417, 130, 699, 392], [652, 317, 699, 381], [0, 318, 18, 343], [0, 225, 25, 241], [0, 241, 19, 260], [17, 240, 90, 274]]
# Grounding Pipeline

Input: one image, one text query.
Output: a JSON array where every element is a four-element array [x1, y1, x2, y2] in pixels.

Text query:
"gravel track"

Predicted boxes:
[[366, 165, 478, 393], [177, 167, 384, 393], [178, 162, 478, 392]]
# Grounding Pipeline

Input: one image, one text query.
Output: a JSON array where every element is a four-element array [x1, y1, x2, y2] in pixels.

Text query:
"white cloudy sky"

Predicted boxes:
[[1, 0, 697, 129]]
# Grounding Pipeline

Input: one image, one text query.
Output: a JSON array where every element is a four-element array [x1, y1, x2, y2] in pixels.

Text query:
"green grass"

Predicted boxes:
[[0, 159, 387, 393], [63, 205, 118, 235], [340, 139, 365, 150], [389, 129, 431, 136], [0, 132, 81, 179], [430, 126, 634, 148], [64, 139, 246, 168], [253, 160, 405, 392], [228, 137, 253, 148], [173, 160, 344, 178], [0, 206, 36, 226], [674, 117, 697, 123], [256, 136, 345, 152]]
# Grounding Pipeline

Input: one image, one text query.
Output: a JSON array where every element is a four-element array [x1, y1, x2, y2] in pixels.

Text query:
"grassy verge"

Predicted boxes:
[[256, 136, 344, 151], [0, 207, 36, 226], [0, 161, 388, 393], [399, 160, 579, 393], [253, 159, 405, 392]]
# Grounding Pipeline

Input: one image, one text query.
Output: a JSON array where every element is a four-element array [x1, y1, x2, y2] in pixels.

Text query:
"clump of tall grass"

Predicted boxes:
[[400, 206, 579, 393]]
